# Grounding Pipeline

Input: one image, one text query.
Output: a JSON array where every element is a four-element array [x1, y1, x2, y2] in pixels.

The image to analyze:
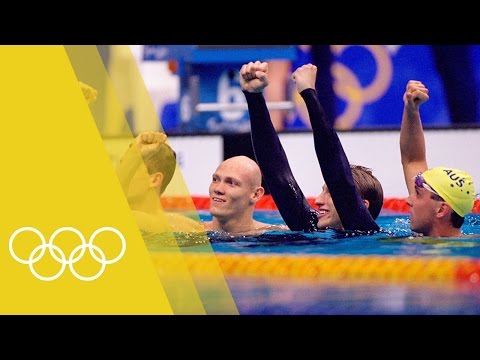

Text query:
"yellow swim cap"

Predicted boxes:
[[422, 167, 475, 217]]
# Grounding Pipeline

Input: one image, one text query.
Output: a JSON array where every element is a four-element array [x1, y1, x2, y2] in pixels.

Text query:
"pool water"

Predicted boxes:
[[202, 211, 480, 258], [148, 211, 480, 315]]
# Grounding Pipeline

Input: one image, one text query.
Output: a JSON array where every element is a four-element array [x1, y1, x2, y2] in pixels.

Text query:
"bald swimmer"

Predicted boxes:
[[203, 156, 287, 235]]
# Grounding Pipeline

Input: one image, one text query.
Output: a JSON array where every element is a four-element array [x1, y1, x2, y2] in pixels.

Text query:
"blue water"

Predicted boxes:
[[197, 211, 480, 258], [147, 210, 480, 315], [226, 277, 480, 315]]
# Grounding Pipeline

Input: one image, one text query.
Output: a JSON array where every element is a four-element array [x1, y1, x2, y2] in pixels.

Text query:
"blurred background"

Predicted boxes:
[[98, 45, 480, 199], [124, 44, 480, 134]]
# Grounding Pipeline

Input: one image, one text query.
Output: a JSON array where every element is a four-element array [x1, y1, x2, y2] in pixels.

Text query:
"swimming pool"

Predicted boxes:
[[147, 210, 480, 315]]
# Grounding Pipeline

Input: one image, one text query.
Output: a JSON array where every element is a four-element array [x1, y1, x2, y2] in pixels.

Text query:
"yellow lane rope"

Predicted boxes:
[[150, 252, 480, 285]]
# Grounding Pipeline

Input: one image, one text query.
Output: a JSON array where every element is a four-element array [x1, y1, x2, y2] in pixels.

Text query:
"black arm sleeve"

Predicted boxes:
[[245, 91, 318, 231], [301, 88, 379, 232]]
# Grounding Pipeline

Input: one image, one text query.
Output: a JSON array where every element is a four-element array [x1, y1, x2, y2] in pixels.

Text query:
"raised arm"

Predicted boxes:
[[116, 132, 167, 199], [399, 80, 430, 195], [240, 61, 318, 231], [293, 64, 379, 232]]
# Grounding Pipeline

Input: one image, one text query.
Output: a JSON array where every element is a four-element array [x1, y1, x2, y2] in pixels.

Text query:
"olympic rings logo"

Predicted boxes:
[[291, 45, 395, 130], [9, 226, 126, 282], [331, 45, 393, 130]]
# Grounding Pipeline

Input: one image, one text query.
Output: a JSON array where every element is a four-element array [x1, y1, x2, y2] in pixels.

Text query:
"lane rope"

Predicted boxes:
[[149, 252, 480, 285]]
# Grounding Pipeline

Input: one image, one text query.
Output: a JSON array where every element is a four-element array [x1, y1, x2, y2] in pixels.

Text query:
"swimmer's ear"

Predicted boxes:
[[363, 199, 370, 209], [150, 172, 164, 189], [252, 186, 265, 202], [436, 202, 451, 219]]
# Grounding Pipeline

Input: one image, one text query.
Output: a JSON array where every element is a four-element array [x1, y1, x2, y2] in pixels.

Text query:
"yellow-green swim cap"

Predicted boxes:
[[422, 167, 475, 217]]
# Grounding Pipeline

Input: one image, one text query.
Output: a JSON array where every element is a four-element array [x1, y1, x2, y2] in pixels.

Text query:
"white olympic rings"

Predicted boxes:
[[9, 226, 126, 281]]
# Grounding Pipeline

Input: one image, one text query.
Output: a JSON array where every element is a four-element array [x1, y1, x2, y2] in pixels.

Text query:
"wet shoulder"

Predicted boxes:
[[133, 210, 203, 233]]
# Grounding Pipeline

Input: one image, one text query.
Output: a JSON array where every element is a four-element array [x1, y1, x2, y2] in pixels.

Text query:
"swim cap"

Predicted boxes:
[[422, 167, 475, 217]]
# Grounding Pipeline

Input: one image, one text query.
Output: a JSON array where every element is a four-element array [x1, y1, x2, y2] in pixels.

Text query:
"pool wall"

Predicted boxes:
[[165, 128, 480, 199]]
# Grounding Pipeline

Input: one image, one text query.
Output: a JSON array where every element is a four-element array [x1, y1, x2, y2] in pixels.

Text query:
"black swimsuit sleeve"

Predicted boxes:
[[301, 88, 379, 232], [244, 91, 318, 231]]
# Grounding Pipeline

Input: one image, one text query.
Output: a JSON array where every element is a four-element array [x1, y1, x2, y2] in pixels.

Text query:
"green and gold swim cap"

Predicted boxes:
[[422, 167, 475, 217]]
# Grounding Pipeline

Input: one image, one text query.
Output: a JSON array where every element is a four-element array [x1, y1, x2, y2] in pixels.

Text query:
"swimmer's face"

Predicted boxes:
[[127, 165, 157, 204], [406, 185, 442, 235], [208, 160, 259, 221], [314, 184, 343, 229]]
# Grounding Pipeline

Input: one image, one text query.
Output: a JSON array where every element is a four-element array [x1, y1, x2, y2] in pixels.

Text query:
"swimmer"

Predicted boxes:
[[240, 61, 383, 234], [400, 80, 475, 237]]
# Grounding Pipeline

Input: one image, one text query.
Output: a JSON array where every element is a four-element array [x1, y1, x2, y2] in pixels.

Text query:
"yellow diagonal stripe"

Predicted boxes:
[[0, 45, 172, 314], [64, 45, 238, 314]]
